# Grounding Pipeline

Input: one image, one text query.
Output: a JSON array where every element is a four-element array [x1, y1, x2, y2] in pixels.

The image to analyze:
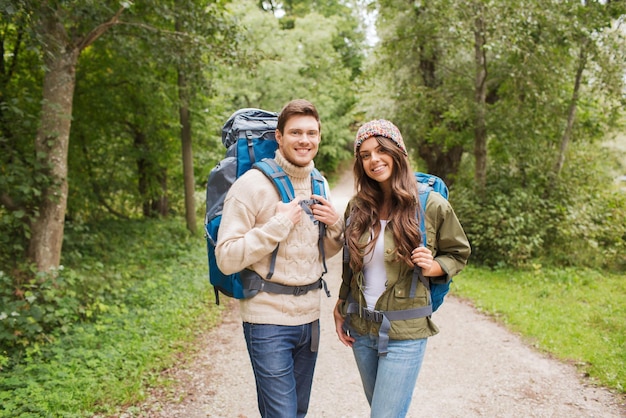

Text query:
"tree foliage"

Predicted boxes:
[[360, 0, 626, 268], [209, 0, 364, 174], [0, 0, 238, 272], [1, 0, 625, 352]]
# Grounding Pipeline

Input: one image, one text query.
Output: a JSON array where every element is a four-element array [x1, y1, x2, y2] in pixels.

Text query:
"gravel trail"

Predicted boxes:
[[127, 169, 625, 418]]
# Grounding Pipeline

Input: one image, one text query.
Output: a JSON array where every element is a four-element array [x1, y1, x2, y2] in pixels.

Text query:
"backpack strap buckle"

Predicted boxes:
[[362, 308, 384, 323], [292, 285, 309, 296]]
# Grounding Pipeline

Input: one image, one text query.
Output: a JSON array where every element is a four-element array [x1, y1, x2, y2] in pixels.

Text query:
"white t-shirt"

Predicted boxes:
[[363, 220, 388, 310]]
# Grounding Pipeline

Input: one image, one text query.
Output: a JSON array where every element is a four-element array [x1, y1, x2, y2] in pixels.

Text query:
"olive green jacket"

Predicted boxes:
[[338, 191, 471, 340]]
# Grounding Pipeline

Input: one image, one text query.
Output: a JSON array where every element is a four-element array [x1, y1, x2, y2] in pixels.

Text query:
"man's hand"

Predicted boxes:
[[310, 194, 339, 226], [275, 199, 302, 225]]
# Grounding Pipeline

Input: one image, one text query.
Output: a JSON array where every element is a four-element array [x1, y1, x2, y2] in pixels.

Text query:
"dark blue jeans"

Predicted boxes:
[[243, 321, 319, 418]]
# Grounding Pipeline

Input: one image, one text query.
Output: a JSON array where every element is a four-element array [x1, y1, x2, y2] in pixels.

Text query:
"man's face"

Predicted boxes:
[[276, 115, 320, 167]]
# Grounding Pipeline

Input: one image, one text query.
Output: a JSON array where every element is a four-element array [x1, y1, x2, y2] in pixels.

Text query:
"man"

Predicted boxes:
[[215, 99, 343, 417]]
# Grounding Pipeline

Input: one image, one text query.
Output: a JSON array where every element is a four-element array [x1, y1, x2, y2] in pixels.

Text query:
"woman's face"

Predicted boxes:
[[358, 136, 395, 186]]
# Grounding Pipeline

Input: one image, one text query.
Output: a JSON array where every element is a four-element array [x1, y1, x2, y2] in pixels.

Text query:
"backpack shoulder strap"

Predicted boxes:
[[410, 175, 433, 298], [253, 160, 327, 202], [310, 167, 328, 275], [417, 182, 431, 246], [252, 158, 330, 281], [253, 158, 295, 203], [251, 158, 294, 280], [310, 168, 326, 199], [411, 172, 451, 309]]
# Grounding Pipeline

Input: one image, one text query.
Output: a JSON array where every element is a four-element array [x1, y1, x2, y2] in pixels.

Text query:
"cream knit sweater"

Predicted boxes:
[[215, 150, 343, 325]]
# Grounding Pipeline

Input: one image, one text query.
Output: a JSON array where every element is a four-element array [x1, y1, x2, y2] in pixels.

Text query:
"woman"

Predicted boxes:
[[333, 119, 471, 418]]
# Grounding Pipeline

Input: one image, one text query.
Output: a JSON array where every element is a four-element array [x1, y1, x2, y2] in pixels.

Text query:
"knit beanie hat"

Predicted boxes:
[[354, 119, 407, 156]]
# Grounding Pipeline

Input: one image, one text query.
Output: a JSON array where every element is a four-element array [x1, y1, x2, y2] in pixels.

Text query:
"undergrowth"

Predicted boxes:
[[0, 219, 221, 417]]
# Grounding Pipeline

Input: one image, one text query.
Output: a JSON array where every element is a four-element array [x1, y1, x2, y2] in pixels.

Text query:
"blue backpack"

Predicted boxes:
[[415, 172, 450, 312], [204, 108, 328, 305]]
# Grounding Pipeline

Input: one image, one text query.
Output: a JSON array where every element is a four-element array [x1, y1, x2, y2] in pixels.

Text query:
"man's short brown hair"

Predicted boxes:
[[277, 99, 321, 134]]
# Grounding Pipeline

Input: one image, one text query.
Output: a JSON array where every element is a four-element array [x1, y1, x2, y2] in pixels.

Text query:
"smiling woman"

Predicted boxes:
[[334, 119, 471, 418]]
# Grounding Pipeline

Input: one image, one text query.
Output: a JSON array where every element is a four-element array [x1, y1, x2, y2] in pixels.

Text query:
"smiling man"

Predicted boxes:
[[215, 99, 344, 418]]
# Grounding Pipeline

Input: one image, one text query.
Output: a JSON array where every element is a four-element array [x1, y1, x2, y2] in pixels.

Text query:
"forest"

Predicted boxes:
[[1, 0, 625, 415]]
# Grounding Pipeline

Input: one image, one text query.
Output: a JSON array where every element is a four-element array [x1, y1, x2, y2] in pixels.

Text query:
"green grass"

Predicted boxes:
[[0, 219, 222, 417], [453, 265, 626, 393]]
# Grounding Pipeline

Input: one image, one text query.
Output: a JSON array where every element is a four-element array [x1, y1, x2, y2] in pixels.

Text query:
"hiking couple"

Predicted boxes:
[[215, 99, 471, 418]]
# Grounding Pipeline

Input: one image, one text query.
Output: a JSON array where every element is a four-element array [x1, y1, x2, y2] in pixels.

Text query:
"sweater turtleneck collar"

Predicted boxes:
[[274, 150, 315, 181]]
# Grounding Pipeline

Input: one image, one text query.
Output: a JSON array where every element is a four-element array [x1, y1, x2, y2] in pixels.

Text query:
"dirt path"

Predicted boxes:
[[126, 169, 625, 418]]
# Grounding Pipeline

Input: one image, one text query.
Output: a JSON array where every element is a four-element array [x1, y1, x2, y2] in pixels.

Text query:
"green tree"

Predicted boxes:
[[68, 0, 236, 228], [363, 0, 626, 267], [1, 1, 238, 273], [214, 0, 364, 174], [168, 0, 238, 233], [70, 44, 179, 220], [0, 1, 130, 272], [466, 0, 626, 267], [361, 0, 475, 185], [0, 4, 43, 266]]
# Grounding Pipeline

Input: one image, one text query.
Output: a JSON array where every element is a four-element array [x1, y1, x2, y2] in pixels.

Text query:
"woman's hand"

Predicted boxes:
[[411, 246, 443, 277], [333, 299, 355, 348]]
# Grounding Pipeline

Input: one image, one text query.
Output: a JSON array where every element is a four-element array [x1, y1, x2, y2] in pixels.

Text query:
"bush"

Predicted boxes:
[[0, 266, 84, 354], [454, 167, 626, 271], [0, 218, 219, 417], [544, 188, 626, 270], [0, 220, 147, 355], [454, 186, 555, 268]]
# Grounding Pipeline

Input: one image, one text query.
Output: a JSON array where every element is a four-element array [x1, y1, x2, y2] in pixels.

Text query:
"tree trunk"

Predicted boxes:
[[418, 143, 464, 188], [27, 17, 79, 271], [178, 67, 197, 234], [133, 129, 153, 217], [27, 6, 125, 272], [473, 8, 488, 191], [152, 168, 169, 217], [552, 43, 587, 179]]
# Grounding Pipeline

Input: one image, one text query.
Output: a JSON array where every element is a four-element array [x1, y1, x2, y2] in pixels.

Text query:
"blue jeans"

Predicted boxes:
[[352, 333, 428, 418], [243, 321, 319, 418]]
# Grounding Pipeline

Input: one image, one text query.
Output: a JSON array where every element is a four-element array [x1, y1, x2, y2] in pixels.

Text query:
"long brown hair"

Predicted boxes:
[[347, 136, 421, 272]]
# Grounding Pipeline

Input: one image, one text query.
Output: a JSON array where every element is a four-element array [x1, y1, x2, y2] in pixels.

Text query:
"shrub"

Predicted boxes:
[[454, 167, 626, 271], [453, 186, 555, 268], [0, 218, 219, 417]]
